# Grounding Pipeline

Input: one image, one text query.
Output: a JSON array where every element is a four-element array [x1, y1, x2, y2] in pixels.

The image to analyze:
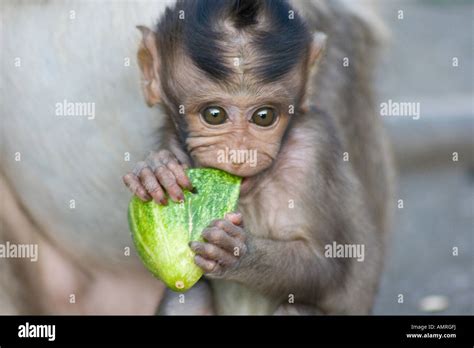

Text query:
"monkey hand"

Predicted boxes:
[[190, 212, 248, 278], [122, 149, 193, 204]]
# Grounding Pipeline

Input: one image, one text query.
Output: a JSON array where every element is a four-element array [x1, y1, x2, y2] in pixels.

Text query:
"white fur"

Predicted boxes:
[[1, 0, 173, 264]]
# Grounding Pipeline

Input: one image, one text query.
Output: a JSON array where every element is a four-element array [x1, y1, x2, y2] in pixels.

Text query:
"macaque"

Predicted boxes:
[[123, 0, 393, 314], [0, 0, 391, 315]]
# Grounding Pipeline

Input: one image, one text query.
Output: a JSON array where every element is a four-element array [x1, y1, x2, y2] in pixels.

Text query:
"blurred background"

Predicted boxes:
[[372, 0, 473, 314]]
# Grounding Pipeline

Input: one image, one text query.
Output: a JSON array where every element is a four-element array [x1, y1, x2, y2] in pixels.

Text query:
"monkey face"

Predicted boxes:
[[182, 93, 292, 178], [154, 49, 309, 179], [136, 2, 324, 180]]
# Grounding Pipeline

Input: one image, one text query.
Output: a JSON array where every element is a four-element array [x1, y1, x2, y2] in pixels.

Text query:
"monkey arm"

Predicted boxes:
[[191, 214, 344, 305], [225, 234, 348, 305]]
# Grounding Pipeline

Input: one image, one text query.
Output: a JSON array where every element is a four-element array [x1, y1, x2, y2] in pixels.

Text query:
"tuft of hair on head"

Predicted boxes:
[[156, 0, 312, 83], [231, 0, 261, 28]]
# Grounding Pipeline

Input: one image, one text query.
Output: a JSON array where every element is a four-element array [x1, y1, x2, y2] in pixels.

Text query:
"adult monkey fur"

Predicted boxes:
[[0, 0, 392, 314], [124, 0, 393, 315]]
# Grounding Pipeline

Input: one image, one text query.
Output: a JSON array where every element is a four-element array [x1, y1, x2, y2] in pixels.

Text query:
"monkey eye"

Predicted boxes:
[[251, 107, 276, 127], [202, 106, 227, 125]]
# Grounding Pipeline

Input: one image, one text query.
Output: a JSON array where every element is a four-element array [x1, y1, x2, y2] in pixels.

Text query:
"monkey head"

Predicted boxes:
[[136, 0, 326, 179]]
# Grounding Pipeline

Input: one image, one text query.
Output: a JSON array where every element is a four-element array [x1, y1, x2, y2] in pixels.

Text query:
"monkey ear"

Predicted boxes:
[[136, 25, 162, 107], [308, 32, 327, 69], [301, 32, 327, 113]]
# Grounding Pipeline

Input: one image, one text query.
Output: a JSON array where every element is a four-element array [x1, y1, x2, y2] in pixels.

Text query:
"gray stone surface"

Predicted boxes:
[[371, 0, 473, 314], [374, 166, 474, 314], [375, 0, 473, 102]]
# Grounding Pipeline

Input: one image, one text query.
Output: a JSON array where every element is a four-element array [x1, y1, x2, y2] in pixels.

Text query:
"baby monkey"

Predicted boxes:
[[123, 0, 392, 314]]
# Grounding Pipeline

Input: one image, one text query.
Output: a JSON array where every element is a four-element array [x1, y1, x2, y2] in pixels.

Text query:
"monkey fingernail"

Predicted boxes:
[[183, 176, 193, 188], [167, 196, 182, 203]]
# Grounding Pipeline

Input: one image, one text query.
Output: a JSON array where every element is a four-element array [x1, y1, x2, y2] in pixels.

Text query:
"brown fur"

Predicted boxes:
[[130, 0, 393, 314]]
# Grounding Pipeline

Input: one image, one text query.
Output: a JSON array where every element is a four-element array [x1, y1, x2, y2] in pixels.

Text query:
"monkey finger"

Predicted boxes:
[[202, 227, 243, 253], [154, 165, 184, 202], [138, 167, 167, 205], [194, 255, 219, 274], [190, 241, 236, 266], [131, 161, 148, 177], [224, 212, 243, 226], [156, 149, 174, 165], [123, 173, 152, 201], [146, 150, 173, 176], [212, 218, 246, 242], [146, 151, 160, 170], [166, 159, 193, 190], [146, 150, 191, 191]]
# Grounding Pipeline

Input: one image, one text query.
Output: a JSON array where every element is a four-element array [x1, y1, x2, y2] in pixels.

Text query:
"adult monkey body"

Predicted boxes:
[[124, 0, 393, 314]]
